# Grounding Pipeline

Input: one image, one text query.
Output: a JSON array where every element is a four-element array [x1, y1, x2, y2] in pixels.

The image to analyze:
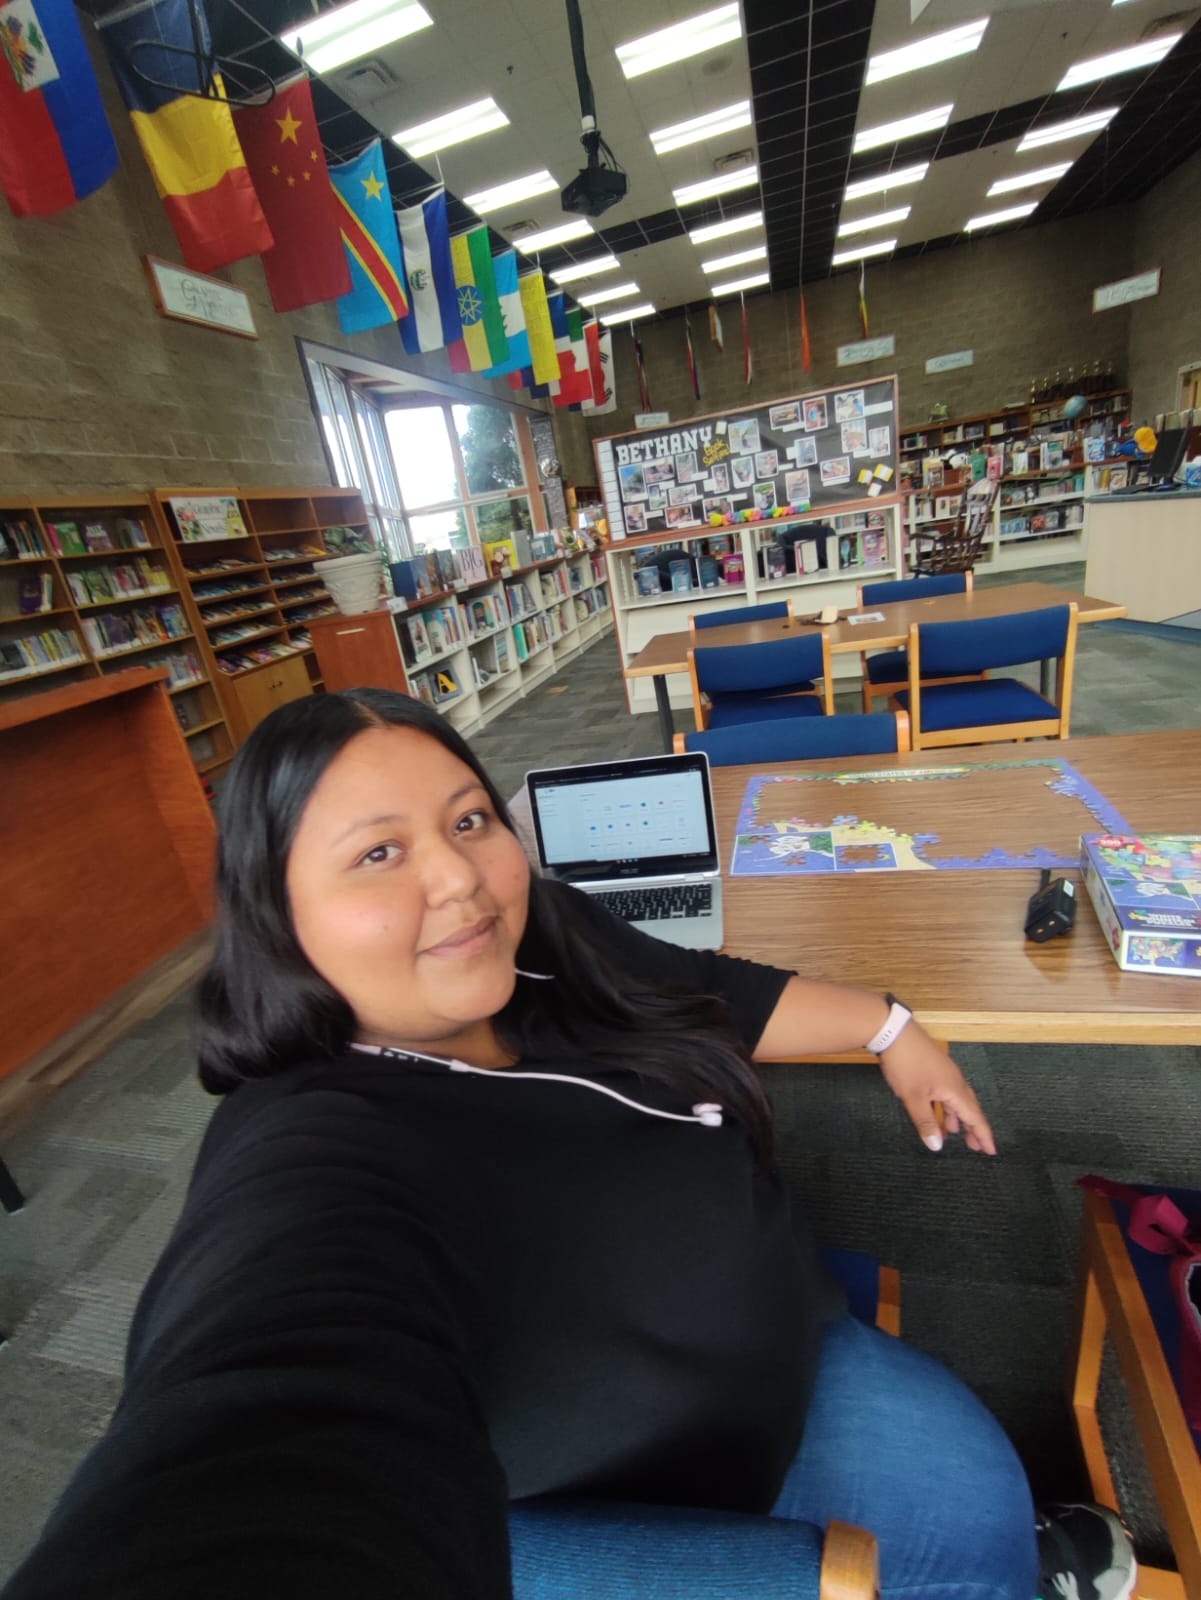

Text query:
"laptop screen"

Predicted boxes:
[[526, 752, 718, 883]]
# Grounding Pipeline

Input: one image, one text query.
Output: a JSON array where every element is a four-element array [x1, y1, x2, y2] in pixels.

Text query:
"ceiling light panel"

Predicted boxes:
[[837, 205, 911, 237], [964, 201, 1038, 230], [1016, 108, 1118, 151], [853, 105, 953, 154], [1058, 34, 1181, 91], [281, 0, 432, 75], [392, 98, 508, 159], [987, 162, 1071, 196], [649, 101, 752, 155], [866, 18, 988, 85], [464, 171, 559, 216], [830, 238, 897, 267], [550, 256, 620, 284], [515, 219, 595, 253], [710, 272, 770, 297], [616, 3, 742, 79], [600, 303, 657, 323], [687, 210, 763, 246], [844, 162, 929, 201], [577, 282, 641, 306], [673, 166, 760, 206], [701, 243, 768, 273]]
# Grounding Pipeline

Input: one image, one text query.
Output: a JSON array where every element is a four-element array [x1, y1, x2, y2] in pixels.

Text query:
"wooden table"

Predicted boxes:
[[713, 730, 1201, 1046], [626, 581, 1128, 750]]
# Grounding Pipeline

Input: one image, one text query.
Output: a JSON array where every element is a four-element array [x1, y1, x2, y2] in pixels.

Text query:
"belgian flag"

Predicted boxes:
[[101, 0, 271, 274]]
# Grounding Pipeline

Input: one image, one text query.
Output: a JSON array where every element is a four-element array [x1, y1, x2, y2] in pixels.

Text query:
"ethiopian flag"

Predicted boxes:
[[447, 226, 507, 372]]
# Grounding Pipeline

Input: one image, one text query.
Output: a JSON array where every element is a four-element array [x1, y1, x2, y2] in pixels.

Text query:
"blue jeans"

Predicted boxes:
[[769, 1316, 1038, 1599]]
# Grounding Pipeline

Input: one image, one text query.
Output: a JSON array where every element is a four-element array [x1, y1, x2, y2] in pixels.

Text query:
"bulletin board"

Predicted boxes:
[[593, 376, 900, 539]]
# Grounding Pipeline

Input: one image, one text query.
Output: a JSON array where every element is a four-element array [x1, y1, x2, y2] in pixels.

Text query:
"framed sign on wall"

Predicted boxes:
[[143, 257, 259, 340]]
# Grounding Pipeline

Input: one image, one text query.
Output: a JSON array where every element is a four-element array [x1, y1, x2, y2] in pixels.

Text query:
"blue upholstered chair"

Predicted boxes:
[[688, 634, 834, 731], [690, 598, 793, 634], [673, 711, 909, 765], [857, 572, 978, 712], [893, 603, 1078, 750], [508, 1247, 895, 1600]]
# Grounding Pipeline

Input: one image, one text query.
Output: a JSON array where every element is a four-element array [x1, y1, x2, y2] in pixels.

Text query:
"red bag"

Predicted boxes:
[[1079, 1176, 1201, 1433]]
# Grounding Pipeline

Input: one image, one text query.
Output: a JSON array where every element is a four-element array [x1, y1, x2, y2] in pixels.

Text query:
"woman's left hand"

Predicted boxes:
[[877, 1023, 997, 1156]]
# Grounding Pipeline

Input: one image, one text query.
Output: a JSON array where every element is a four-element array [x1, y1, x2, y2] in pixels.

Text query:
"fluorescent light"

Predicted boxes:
[[281, 0, 432, 75], [673, 166, 759, 206], [577, 282, 641, 306], [837, 205, 910, 237], [710, 272, 770, 297], [964, 201, 1038, 230], [866, 18, 988, 85], [987, 162, 1071, 196], [616, 3, 741, 79], [701, 243, 767, 273], [550, 255, 620, 284], [844, 162, 929, 201], [392, 98, 509, 160], [463, 170, 559, 216], [853, 104, 953, 153], [831, 238, 897, 267], [688, 210, 763, 245], [1058, 34, 1181, 91], [515, 219, 594, 253], [1017, 108, 1119, 151], [600, 303, 657, 323], [650, 101, 752, 155]]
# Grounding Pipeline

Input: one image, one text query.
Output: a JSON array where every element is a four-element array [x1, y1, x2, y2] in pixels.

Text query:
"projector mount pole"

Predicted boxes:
[[564, 0, 600, 168]]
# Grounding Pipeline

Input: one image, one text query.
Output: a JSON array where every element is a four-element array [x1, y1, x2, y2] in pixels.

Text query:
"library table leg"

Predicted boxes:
[[0, 1155, 25, 1215], [653, 675, 675, 752]]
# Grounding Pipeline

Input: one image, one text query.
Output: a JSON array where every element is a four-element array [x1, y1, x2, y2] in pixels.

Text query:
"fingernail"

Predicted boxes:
[[924, 1134, 943, 1152]]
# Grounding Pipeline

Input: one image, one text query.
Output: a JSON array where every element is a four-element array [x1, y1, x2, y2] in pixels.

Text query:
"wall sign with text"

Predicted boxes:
[[592, 376, 900, 539], [926, 349, 974, 374], [837, 335, 895, 367], [1092, 269, 1161, 313], [143, 256, 258, 340]]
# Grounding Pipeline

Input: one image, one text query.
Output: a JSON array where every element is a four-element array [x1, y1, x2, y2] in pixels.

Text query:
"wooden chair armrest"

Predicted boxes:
[[821, 1520, 880, 1599]]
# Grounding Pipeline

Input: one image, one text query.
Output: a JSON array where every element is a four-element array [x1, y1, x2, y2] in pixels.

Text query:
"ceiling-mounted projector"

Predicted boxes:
[[560, 0, 627, 218]]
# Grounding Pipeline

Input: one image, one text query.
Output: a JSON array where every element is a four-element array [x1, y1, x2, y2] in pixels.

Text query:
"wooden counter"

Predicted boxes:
[[0, 668, 215, 1081], [1084, 492, 1201, 623]]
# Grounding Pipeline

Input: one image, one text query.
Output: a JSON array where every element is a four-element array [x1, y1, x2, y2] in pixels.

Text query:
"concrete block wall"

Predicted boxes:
[[1128, 145, 1201, 420], [0, 40, 528, 497], [553, 207, 1138, 487]]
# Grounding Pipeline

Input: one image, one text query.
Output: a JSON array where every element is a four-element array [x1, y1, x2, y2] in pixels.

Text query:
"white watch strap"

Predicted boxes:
[[867, 1000, 912, 1055]]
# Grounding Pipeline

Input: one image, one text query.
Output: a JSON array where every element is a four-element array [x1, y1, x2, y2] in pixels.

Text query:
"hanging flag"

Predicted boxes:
[[328, 140, 408, 334], [708, 303, 724, 352], [232, 76, 349, 314], [519, 270, 560, 387], [446, 226, 507, 372], [592, 326, 616, 414], [858, 259, 869, 338], [100, 0, 271, 273], [741, 293, 753, 387], [397, 188, 460, 355], [0, 0, 118, 217], [800, 290, 812, 373], [482, 249, 531, 377], [580, 318, 604, 409], [633, 326, 651, 412], [549, 293, 593, 407], [685, 316, 701, 402]]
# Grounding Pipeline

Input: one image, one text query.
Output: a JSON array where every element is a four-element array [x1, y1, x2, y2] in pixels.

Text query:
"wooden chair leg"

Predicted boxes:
[[0, 1155, 24, 1215], [876, 1267, 902, 1338], [821, 1521, 879, 1600]]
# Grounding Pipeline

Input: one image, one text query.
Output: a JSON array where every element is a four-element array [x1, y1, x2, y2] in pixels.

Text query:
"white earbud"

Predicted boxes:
[[692, 1103, 724, 1127], [514, 968, 555, 980]]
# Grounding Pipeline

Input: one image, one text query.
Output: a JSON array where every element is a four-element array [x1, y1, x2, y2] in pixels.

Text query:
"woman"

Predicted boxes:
[[4, 690, 1131, 1600]]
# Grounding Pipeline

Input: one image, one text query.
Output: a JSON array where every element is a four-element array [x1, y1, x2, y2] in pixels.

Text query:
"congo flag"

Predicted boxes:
[[328, 139, 409, 335]]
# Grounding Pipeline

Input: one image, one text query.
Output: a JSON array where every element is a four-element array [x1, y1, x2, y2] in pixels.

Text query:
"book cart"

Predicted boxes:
[[309, 545, 611, 739], [593, 378, 904, 717]]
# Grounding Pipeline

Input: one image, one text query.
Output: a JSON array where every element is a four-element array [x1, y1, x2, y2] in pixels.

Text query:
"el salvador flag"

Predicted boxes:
[[398, 189, 461, 355]]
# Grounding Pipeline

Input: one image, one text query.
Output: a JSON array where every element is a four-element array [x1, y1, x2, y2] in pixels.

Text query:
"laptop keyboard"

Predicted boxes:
[[592, 883, 714, 922]]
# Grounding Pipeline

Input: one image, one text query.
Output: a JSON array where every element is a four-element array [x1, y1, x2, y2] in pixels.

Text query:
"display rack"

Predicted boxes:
[[309, 547, 611, 737], [905, 466, 1089, 573], [604, 499, 904, 716], [900, 391, 1131, 463]]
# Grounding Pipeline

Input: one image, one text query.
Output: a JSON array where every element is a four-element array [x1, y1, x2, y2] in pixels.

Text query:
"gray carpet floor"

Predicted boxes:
[[3, 561, 1200, 1579]]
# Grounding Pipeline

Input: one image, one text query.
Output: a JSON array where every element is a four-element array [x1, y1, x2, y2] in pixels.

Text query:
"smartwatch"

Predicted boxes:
[[866, 992, 913, 1055]]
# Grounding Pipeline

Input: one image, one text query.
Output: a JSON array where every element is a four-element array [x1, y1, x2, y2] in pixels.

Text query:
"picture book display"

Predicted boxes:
[[1080, 835, 1201, 977], [168, 496, 248, 542], [729, 758, 1131, 877], [595, 377, 900, 540]]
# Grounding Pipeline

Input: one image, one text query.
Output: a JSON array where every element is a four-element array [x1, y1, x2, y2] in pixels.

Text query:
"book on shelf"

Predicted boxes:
[[116, 517, 151, 549], [44, 519, 87, 555], [170, 495, 248, 542], [669, 558, 693, 594], [433, 550, 458, 591], [861, 530, 887, 566], [408, 670, 435, 707], [83, 522, 113, 552], [634, 566, 661, 597], [18, 572, 54, 613], [0, 626, 83, 676], [836, 534, 861, 569], [425, 612, 448, 656], [798, 539, 819, 575], [432, 667, 461, 704], [698, 555, 720, 589], [454, 546, 487, 586], [513, 622, 529, 662], [494, 632, 511, 673], [406, 613, 431, 663], [0, 518, 46, 559], [762, 543, 787, 581]]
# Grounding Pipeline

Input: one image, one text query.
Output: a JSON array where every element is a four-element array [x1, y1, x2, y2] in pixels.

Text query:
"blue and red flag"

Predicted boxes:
[[329, 140, 409, 335], [0, 0, 118, 217]]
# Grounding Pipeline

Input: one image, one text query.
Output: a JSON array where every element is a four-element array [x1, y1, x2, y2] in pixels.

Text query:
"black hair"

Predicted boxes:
[[196, 689, 774, 1164]]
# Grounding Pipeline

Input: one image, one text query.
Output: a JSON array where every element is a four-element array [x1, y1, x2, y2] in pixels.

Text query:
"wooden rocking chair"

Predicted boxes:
[[911, 478, 999, 575]]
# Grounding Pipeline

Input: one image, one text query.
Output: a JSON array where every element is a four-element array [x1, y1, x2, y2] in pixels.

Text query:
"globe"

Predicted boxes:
[[1063, 394, 1088, 419]]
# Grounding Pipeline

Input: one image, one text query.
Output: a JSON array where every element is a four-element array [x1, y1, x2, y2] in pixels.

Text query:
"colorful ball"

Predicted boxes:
[[1063, 394, 1088, 420]]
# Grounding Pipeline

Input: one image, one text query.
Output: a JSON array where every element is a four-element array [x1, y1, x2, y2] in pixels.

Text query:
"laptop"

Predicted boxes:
[[525, 751, 723, 950]]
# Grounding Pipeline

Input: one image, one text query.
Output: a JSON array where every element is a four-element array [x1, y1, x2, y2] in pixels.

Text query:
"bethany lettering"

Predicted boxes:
[[615, 424, 716, 465]]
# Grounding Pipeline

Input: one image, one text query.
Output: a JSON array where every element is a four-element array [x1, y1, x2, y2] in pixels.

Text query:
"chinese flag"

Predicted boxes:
[[234, 77, 350, 314]]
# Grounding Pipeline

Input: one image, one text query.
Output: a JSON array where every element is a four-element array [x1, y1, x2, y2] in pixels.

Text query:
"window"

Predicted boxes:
[[307, 359, 409, 561], [453, 405, 522, 494], [387, 406, 459, 508]]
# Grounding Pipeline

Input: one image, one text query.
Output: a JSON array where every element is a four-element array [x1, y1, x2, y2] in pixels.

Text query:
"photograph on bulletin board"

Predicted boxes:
[[592, 376, 899, 540]]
